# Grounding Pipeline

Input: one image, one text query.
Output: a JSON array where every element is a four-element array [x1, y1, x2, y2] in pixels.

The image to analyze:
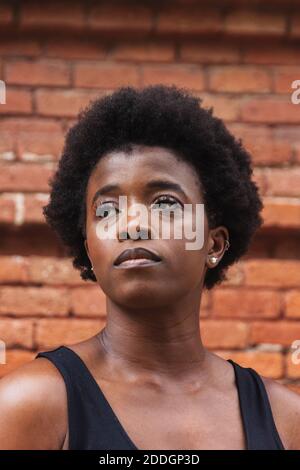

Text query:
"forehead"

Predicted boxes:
[[87, 145, 203, 199]]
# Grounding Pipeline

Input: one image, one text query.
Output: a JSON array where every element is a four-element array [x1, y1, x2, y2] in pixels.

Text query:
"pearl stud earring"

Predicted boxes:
[[210, 256, 218, 264]]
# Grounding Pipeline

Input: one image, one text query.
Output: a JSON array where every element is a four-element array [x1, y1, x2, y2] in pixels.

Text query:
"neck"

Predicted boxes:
[[97, 290, 208, 384]]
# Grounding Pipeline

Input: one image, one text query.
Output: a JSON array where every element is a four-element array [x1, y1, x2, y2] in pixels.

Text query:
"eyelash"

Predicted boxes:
[[94, 195, 182, 218], [151, 195, 182, 209]]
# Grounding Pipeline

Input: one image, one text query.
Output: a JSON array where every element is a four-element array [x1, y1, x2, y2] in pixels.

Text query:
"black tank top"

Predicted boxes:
[[35, 345, 285, 450]]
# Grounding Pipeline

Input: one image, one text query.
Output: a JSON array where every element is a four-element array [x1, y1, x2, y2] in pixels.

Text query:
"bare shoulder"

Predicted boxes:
[[0, 355, 67, 449], [261, 375, 300, 450]]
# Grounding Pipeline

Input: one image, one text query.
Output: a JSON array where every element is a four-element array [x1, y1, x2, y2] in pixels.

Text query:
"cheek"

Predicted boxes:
[[175, 247, 206, 293], [167, 238, 205, 274], [87, 225, 116, 270]]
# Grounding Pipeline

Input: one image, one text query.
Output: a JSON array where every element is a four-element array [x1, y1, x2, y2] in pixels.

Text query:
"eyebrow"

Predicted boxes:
[[91, 179, 188, 206]]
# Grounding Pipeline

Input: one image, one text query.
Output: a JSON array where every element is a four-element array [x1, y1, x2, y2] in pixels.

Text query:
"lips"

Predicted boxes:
[[113, 247, 162, 267]]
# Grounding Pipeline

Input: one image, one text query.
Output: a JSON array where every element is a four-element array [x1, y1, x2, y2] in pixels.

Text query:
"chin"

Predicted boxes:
[[112, 286, 167, 309]]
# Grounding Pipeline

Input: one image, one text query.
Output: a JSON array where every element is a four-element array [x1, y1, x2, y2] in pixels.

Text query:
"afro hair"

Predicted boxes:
[[43, 84, 264, 290]]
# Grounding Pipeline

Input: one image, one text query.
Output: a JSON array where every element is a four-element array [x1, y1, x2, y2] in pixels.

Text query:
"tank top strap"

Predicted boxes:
[[35, 345, 137, 450], [227, 359, 285, 450]]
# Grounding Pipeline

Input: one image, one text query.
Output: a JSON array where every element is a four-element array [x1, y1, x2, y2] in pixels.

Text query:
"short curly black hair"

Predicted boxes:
[[43, 84, 264, 290]]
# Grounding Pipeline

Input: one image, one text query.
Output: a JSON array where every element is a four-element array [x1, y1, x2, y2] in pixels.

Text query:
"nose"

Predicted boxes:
[[117, 206, 152, 241], [119, 227, 150, 241]]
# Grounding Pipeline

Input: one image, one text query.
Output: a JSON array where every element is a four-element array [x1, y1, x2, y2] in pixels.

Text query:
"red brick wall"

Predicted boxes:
[[0, 0, 300, 393]]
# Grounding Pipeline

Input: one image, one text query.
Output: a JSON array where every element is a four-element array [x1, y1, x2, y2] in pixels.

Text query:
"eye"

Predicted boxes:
[[151, 195, 183, 211], [95, 202, 119, 219]]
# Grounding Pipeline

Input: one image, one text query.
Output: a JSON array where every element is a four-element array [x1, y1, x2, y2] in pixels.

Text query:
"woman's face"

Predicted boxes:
[[84, 145, 227, 308]]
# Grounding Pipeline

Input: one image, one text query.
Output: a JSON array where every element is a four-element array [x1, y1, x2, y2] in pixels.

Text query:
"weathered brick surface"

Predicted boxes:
[[0, 1, 299, 393]]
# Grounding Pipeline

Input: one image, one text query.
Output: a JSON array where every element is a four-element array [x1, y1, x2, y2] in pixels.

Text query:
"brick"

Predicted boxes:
[[0, 39, 41, 57], [0, 255, 28, 283], [201, 320, 249, 349], [89, 4, 152, 34], [0, 88, 32, 115], [241, 97, 300, 124], [0, 4, 13, 25], [196, 93, 240, 121], [74, 63, 139, 89], [243, 259, 300, 288], [296, 143, 300, 163], [111, 41, 175, 62], [156, 7, 222, 35], [217, 350, 284, 378], [0, 117, 62, 133], [3, 192, 25, 225], [272, 237, 300, 259], [20, 2, 85, 30], [0, 119, 63, 161], [70, 286, 107, 316], [27, 256, 85, 286], [0, 349, 36, 378], [35, 318, 105, 349], [225, 10, 286, 37], [284, 290, 300, 318], [221, 263, 244, 286], [142, 65, 205, 91], [0, 286, 70, 316], [201, 289, 211, 311], [264, 168, 300, 197], [286, 351, 300, 378], [273, 125, 300, 146], [23, 193, 49, 223], [250, 321, 300, 346], [243, 44, 300, 65], [212, 288, 281, 319], [199, 308, 209, 318], [17, 129, 64, 162], [180, 40, 240, 64], [0, 195, 15, 223], [208, 66, 271, 93], [262, 197, 300, 229], [273, 66, 300, 94], [199, 294, 210, 317], [228, 123, 292, 166], [0, 130, 16, 161], [35, 89, 102, 118], [0, 58, 4, 79], [0, 162, 54, 191], [290, 14, 300, 38], [252, 167, 267, 195], [5, 60, 70, 86], [0, 319, 33, 348], [45, 38, 106, 60]]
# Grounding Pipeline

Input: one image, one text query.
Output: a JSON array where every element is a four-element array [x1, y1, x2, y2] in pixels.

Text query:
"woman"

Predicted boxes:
[[0, 85, 299, 450]]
